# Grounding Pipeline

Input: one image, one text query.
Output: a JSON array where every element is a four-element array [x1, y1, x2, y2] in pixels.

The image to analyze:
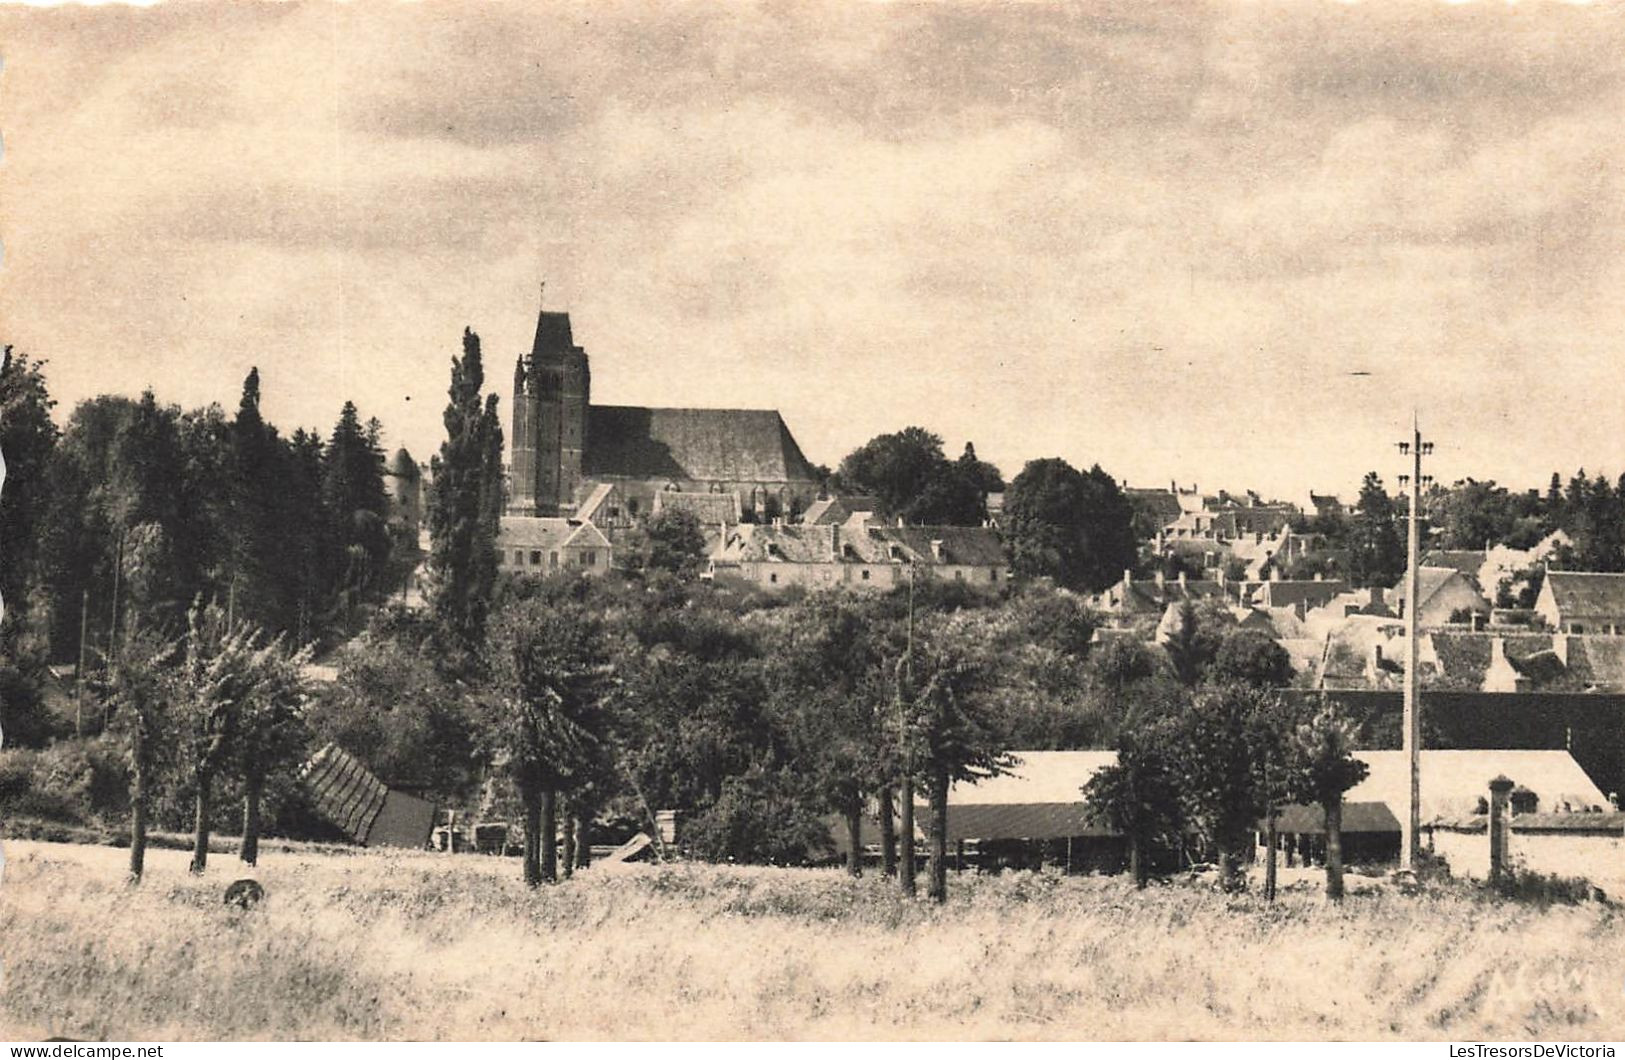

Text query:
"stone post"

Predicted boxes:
[[1488, 775, 1514, 885]]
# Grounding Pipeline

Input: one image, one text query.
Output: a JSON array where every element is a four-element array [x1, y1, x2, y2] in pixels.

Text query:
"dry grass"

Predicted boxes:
[[2, 839, 1623, 1041]]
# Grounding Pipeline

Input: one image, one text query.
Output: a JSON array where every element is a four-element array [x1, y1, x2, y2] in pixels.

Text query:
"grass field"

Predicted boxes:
[[2, 839, 1622, 1041]]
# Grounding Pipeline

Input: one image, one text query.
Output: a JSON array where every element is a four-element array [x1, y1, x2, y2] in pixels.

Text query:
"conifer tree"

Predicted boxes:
[[428, 328, 503, 651]]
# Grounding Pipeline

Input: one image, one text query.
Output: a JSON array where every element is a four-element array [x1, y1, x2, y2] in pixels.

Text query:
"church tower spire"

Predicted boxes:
[[507, 298, 590, 517]]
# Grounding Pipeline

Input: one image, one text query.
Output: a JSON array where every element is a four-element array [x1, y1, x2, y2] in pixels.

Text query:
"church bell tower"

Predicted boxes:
[[508, 305, 590, 517]]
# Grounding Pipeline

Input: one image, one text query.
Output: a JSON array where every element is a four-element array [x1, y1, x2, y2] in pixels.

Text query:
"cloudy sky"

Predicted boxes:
[[3, 0, 1623, 499]]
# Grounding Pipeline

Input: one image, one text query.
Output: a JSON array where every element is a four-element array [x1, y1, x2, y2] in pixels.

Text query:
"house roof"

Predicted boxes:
[[584, 406, 819, 485], [1543, 571, 1625, 622], [1395, 566, 1488, 615], [498, 516, 610, 551], [801, 495, 882, 526], [1253, 579, 1350, 612], [573, 482, 615, 522], [947, 750, 1119, 805], [297, 743, 390, 845], [1351, 749, 1607, 820], [1271, 801, 1401, 835], [917, 802, 1116, 843], [652, 490, 743, 526], [1421, 550, 1488, 580], [716, 523, 1006, 568]]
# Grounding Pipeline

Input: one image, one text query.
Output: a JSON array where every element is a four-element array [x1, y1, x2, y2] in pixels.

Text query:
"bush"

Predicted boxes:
[[1493, 867, 1599, 906], [682, 766, 831, 866], [0, 738, 129, 825]]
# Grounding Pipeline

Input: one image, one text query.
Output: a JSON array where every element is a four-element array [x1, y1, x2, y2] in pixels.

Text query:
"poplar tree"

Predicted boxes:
[[428, 328, 503, 652]]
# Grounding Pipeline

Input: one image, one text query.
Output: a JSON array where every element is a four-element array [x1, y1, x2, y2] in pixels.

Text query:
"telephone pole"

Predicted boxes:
[[1396, 417, 1434, 869]]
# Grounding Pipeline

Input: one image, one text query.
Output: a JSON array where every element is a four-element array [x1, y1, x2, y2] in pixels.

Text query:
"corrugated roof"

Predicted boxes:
[[1271, 801, 1401, 834], [1545, 571, 1625, 622], [297, 744, 389, 845], [584, 406, 819, 484], [917, 802, 1116, 843]]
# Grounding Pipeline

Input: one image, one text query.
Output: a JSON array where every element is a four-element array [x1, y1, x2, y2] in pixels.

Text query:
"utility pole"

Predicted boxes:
[[75, 589, 89, 738], [898, 561, 916, 897], [1396, 417, 1434, 869]]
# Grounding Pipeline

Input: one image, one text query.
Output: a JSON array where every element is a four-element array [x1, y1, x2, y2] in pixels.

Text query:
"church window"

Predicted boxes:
[[530, 550, 542, 566], [584, 550, 597, 567], [513, 550, 523, 567]]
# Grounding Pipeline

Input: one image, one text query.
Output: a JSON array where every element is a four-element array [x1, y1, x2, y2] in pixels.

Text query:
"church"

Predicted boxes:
[[498, 306, 822, 574]]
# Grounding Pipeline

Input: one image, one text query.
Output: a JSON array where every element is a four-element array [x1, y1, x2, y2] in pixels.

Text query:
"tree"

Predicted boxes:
[[487, 596, 615, 886], [630, 508, 708, 576], [1173, 684, 1273, 892], [1083, 717, 1183, 887], [323, 400, 393, 609], [1003, 458, 1136, 592], [899, 615, 1012, 903], [1209, 629, 1294, 689], [1288, 704, 1369, 900], [175, 602, 270, 875], [0, 347, 58, 628], [312, 613, 483, 806], [834, 427, 951, 521], [1348, 472, 1404, 589], [1163, 601, 1207, 687], [770, 592, 888, 877], [428, 328, 504, 652], [0, 348, 60, 746], [235, 638, 313, 866], [102, 623, 176, 883]]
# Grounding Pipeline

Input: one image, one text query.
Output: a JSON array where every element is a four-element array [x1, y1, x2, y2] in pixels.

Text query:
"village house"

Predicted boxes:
[[1249, 576, 1351, 619], [1535, 570, 1625, 635], [1269, 749, 1608, 867], [708, 521, 1008, 591], [496, 515, 612, 577], [1393, 566, 1491, 628], [1094, 568, 1234, 619]]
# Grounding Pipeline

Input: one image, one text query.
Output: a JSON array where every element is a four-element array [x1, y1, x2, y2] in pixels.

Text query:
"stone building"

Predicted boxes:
[[505, 306, 822, 525]]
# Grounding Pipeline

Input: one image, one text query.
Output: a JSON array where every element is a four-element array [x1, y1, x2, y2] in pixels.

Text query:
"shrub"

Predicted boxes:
[[1493, 867, 1598, 906]]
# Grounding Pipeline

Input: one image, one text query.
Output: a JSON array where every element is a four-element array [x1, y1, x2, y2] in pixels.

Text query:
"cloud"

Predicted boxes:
[[3, 0, 1625, 499]]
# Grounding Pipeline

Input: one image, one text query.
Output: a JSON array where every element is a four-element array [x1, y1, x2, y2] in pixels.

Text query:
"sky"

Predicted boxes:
[[2, 0, 1624, 501]]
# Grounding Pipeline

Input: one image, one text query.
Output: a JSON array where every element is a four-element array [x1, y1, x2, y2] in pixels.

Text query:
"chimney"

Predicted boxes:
[[1123, 568, 1133, 588]]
